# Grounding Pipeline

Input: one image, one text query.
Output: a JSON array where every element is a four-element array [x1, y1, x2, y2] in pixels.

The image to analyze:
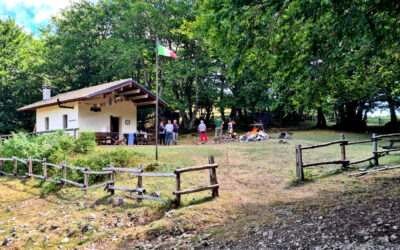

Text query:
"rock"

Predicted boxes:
[[7, 206, 13, 212], [393, 226, 398, 230], [0, 230, 5, 233], [88, 213, 96, 220], [50, 223, 59, 230], [77, 202, 85, 208], [319, 216, 323, 220], [20, 224, 29, 228], [202, 233, 211, 239], [2, 237, 14, 246], [150, 191, 161, 198], [10, 227, 17, 233], [109, 198, 125, 207], [390, 235, 398, 240], [275, 209, 292, 216], [82, 224, 94, 234], [165, 210, 175, 218], [378, 235, 389, 243], [44, 236, 50, 246], [60, 237, 69, 243]]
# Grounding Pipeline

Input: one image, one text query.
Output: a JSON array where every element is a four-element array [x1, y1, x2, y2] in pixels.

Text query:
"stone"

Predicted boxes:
[[60, 238, 69, 244], [378, 235, 389, 243], [10, 227, 17, 233], [275, 209, 292, 216], [150, 191, 161, 197], [109, 198, 125, 207], [2, 237, 14, 246], [7, 206, 13, 212], [44, 236, 50, 246], [390, 235, 398, 240], [88, 213, 96, 220], [77, 202, 85, 208], [82, 224, 94, 234], [165, 210, 176, 218], [50, 223, 59, 230]]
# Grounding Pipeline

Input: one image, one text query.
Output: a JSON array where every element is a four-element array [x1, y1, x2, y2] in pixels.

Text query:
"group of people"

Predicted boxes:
[[198, 117, 236, 143], [158, 120, 179, 146], [158, 117, 235, 145]]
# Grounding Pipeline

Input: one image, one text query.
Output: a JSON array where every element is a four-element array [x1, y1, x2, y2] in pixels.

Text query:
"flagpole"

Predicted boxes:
[[155, 35, 159, 161]]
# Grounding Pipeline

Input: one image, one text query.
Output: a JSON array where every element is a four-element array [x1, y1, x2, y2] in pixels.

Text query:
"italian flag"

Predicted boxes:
[[157, 44, 177, 58]]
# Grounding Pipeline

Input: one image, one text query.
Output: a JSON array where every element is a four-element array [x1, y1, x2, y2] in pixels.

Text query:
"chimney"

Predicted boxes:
[[42, 84, 51, 100]]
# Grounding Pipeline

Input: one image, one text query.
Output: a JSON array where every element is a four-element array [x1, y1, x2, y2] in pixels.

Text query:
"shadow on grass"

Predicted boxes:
[[185, 196, 214, 206]]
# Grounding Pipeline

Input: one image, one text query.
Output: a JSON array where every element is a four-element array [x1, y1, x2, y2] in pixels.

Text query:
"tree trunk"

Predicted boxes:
[[388, 99, 398, 124], [316, 107, 327, 128], [188, 75, 199, 129]]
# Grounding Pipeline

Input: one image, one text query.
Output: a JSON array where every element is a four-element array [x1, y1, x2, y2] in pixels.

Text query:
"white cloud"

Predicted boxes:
[[0, 0, 84, 33]]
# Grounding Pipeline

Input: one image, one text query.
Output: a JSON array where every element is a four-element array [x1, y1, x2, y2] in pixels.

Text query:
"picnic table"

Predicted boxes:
[[135, 133, 156, 145], [381, 139, 400, 150]]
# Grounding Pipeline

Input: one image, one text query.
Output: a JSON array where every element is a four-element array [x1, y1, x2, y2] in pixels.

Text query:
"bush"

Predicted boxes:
[[74, 131, 97, 153], [0, 131, 144, 192], [71, 147, 142, 184]]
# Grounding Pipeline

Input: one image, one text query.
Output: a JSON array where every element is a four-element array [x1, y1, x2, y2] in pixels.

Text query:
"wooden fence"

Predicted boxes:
[[296, 133, 400, 181], [0, 155, 219, 206]]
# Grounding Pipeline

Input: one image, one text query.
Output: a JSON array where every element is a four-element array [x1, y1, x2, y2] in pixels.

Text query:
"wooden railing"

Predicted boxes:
[[0, 155, 220, 206], [296, 133, 400, 181]]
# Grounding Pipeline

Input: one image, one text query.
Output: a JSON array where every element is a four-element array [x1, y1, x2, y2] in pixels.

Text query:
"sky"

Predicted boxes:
[[0, 0, 80, 34]]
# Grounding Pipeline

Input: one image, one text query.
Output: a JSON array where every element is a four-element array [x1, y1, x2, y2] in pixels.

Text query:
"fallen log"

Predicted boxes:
[[349, 165, 400, 177]]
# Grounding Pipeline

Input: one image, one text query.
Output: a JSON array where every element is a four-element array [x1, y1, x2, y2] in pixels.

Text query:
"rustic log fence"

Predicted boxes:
[[296, 133, 400, 181], [0, 155, 220, 206]]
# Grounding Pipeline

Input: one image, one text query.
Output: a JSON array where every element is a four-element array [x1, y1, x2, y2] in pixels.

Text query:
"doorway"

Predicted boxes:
[[110, 116, 120, 133]]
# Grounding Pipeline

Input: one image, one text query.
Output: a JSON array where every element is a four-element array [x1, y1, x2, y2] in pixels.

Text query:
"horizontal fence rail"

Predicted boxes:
[[296, 133, 400, 181], [0, 155, 219, 207]]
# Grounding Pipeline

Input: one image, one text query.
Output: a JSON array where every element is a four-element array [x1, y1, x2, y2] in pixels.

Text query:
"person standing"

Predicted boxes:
[[172, 119, 179, 145], [165, 120, 173, 146], [227, 118, 236, 138], [159, 121, 166, 145], [215, 117, 224, 141], [198, 120, 207, 143]]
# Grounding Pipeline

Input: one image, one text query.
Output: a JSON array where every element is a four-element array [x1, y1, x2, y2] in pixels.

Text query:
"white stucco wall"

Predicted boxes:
[[78, 97, 137, 139], [36, 102, 79, 133], [35, 98, 137, 139]]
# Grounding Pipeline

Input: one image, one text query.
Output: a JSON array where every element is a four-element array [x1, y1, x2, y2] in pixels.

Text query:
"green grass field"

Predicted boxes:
[[0, 129, 399, 249]]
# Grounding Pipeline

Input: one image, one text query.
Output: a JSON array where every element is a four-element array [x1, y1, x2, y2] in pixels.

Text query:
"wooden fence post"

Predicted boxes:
[[42, 158, 47, 179], [84, 167, 90, 195], [372, 133, 379, 166], [137, 163, 143, 204], [62, 160, 67, 189], [295, 145, 304, 181], [208, 155, 219, 198], [13, 158, 18, 176], [175, 168, 181, 206], [109, 162, 115, 195], [340, 134, 348, 170], [27, 156, 33, 178], [0, 160, 4, 176]]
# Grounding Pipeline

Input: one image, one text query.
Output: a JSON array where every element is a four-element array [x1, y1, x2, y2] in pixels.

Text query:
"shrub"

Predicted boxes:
[[74, 131, 97, 154]]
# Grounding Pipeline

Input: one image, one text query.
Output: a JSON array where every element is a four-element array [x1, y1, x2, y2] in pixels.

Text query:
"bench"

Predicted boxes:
[[381, 139, 400, 154]]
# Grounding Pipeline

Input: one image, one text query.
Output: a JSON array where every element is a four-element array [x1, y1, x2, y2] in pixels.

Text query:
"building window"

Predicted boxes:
[[45, 117, 49, 131], [63, 115, 68, 129]]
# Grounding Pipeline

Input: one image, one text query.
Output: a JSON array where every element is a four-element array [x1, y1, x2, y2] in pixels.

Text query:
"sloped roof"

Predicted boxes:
[[18, 78, 167, 111]]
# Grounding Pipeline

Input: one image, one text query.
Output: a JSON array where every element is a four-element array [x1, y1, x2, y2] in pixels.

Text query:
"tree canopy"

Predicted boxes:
[[0, 0, 399, 134]]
